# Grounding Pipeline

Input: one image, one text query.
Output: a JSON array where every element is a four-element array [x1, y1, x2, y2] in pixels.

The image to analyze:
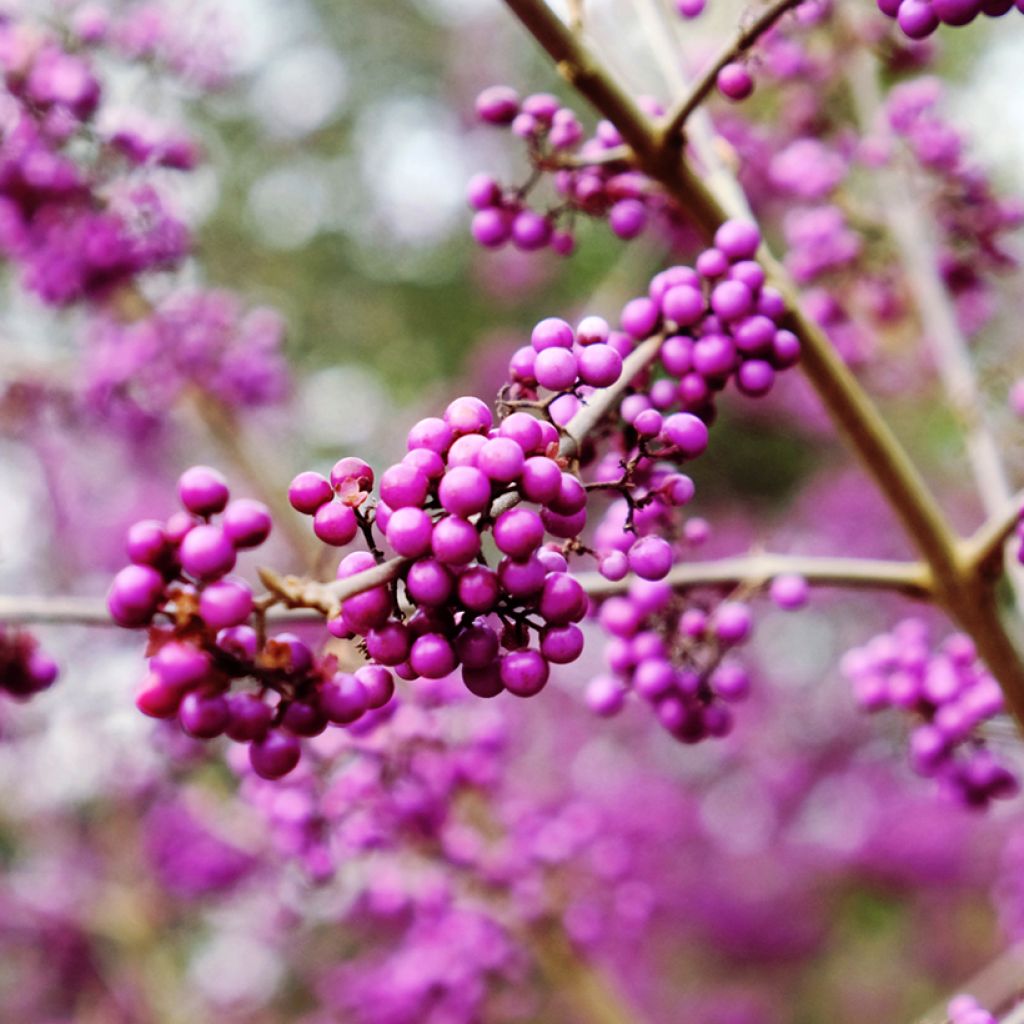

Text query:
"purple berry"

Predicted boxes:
[[249, 732, 301, 779], [179, 524, 237, 580], [199, 579, 254, 630], [222, 499, 273, 548], [717, 63, 754, 101], [289, 471, 333, 515], [178, 465, 229, 516], [500, 649, 550, 697]]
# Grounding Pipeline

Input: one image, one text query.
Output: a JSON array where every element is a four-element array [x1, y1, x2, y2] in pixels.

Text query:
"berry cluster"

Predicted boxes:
[[0, 627, 58, 698], [290, 396, 592, 700], [589, 579, 755, 743], [877, 0, 1023, 39], [886, 78, 1023, 336], [84, 289, 288, 429], [841, 619, 1017, 807], [947, 995, 997, 1024], [578, 221, 797, 423], [239, 676, 506, 879], [109, 467, 394, 780], [470, 86, 676, 254], [0, 19, 189, 308], [586, 566, 808, 742], [0, 7, 288, 435]]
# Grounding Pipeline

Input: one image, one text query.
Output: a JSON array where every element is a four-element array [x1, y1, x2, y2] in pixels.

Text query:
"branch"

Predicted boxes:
[[1, 553, 933, 628], [966, 489, 1024, 578], [529, 917, 647, 1024], [658, 0, 804, 145], [498, 0, 1024, 724], [0, 594, 323, 627], [500, 0, 956, 575], [575, 553, 933, 599]]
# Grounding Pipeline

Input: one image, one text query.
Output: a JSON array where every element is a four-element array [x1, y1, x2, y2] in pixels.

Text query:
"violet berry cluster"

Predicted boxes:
[[588, 578, 756, 743], [886, 79, 1024, 337], [289, 397, 592, 701], [586, 568, 809, 743], [0, 18, 189, 308], [841, 619, 1018, 807], [877, 0, 1023, 39], [109, 467, 394, 780], [0, 627, 58, 699], [284, 219, 799, 706], [471, 86, 676, 253], [0, 8, 288, 431]]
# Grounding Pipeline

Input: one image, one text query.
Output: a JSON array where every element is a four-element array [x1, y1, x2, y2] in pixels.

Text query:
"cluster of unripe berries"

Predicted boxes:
[[586, 570, 808, 742], [109, 467, 394, 780], [877, 0, 1023, 38], [289, 395, 594, 700], [947, 994, 997, 1024], [841, 619, 1017, 808], [0, 628, 58, 699]]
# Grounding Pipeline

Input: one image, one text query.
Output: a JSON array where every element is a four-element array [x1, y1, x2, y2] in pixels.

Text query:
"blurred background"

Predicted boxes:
[[1, 1, 1024, 1022]]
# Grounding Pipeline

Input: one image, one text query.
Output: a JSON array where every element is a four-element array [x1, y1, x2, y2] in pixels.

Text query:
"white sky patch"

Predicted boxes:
[[250, 44, 350, 139], [354, 96, 469, 249], [299, 364, 386, 448], [954, 23, 1024, 181], [248, 159, 330, 249]]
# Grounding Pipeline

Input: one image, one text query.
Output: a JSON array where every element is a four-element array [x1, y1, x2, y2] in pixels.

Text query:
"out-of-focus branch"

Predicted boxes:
[[844, 46, 1024, 611], [529, 917, 647, 1024]]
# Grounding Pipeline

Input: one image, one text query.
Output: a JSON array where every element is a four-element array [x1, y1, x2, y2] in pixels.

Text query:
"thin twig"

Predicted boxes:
[[0, 593, 325, 627], [965, 488, 1024, 577], [657, 0, 804, 145], [575, 553, 933, 599]]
